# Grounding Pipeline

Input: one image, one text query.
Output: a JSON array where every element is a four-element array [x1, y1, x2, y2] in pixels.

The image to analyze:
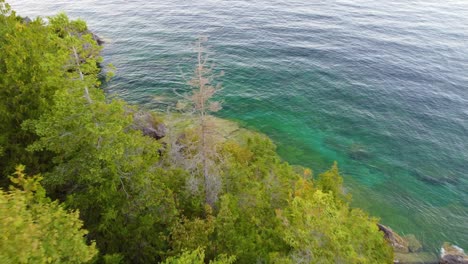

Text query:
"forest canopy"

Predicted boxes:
[[0, 1, 393, 263]]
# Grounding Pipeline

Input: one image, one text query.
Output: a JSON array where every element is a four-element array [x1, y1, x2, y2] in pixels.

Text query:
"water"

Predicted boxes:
[[9, 0, 468, 253]]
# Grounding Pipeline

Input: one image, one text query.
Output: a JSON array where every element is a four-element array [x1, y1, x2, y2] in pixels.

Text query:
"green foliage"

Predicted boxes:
[[316, 161, 350, 202], [170, 205, 215, 253], [0, 12, 66, 177], [162, 248, 235, 264], [0, 165, 97, 263], [0, 9, 175, 263], [27, 66, 178, 263], [0, 5, 102, 181], [276, 178, 393, 263], [211, 193, 287, 263], [102, 254, 124, 264], [48, 13, 88, 37]]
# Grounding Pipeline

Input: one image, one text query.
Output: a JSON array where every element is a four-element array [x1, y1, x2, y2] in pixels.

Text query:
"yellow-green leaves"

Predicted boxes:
[[0, 10, 102, 179], [162, 248, 235, 264], [317, 161, 350, 203], [0, 166, 98, 263], [277, 178, 393, 263]]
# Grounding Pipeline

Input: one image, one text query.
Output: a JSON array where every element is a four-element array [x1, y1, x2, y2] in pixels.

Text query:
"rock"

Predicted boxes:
[[348, 144, 371, 160], [141, 123, 166, 140], [22, 16, 32, 24], [79, 30, 104, 45], [133, 111, 166, 140], [378, 224, 409, 253], [90, 32, 104, 45], [413, 171, 459, 186], [405, 234, 423, 253], [440, 243, 468, 264]]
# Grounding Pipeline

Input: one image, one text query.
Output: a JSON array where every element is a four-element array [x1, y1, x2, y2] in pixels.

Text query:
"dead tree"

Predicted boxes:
[[185, 37, 223, 207]]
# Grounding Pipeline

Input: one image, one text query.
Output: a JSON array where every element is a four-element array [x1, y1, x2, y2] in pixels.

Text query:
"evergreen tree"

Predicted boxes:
[[0, 165, 97, 263], [276, 177, 393, 263], [0, 3, 69, 178], [162, 248, 235, 264], [0, 4, 102, 182]]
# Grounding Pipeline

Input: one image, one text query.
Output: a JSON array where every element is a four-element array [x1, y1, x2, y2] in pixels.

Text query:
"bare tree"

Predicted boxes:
[[172, 37, 224, 207]]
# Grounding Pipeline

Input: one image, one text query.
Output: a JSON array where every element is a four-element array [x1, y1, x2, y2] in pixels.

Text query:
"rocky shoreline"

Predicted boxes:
[[22, 16, 104, 46], [133, 111, 468, 264], [21, 14, 460, 263], [133, 111, 467, 264], [378, 224, 468, 264]]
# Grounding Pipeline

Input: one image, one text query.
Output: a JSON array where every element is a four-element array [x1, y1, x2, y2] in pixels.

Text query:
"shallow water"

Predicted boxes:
[[9, 0, 468, 252]]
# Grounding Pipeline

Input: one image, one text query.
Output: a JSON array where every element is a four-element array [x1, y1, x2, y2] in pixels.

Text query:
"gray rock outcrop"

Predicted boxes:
[[378, 224, 409, 253], [132, 111, 166, 140], [440, 243, 468, 264]]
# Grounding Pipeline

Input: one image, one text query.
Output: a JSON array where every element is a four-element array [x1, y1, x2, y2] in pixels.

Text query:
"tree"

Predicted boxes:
[[0, 5, 70, 179], [189, 37, 224, 207], [162, 248, 235, 264], [316, 161, 350, 203], [173, 37, 224, 207], [0, 165, 97, 263], [276, 178, 393, 263], [0, 7, 102, 182], [27, 84, 180, 262]]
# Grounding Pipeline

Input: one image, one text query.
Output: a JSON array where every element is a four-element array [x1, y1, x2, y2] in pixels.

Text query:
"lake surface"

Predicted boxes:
[[9, 0, 468, 253]]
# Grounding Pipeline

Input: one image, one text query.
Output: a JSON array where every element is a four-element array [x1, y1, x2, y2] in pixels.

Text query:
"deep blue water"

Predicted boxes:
[[9, 0, 468, 253]]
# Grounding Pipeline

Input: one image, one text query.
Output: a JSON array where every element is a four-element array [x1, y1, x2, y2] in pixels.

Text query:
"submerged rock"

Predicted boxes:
[[405, 234, 423, 253], [440, 243, 468, 264], [394, 252, 438, 264], [348, 144, 371, 160], [413, 171, 459, 186]]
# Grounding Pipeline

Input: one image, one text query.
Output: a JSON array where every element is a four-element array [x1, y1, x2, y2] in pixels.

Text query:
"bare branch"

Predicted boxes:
[[71, 44, 92, 104]]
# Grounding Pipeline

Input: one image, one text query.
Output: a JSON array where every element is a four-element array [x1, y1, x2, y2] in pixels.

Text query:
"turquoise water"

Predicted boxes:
[[9, 0, 468, 252]]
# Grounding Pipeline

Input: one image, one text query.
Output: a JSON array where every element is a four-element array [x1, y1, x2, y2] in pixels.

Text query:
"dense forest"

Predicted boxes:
[[0, 1, 393, 263]]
